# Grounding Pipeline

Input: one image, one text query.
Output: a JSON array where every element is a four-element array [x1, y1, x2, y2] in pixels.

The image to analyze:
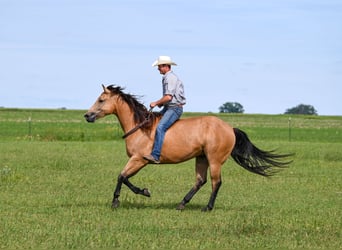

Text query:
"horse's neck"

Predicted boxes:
[[115, 103, 136, 134]]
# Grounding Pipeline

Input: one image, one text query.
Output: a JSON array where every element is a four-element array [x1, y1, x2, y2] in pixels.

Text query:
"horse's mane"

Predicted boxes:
[[107, 85, 160, 131]]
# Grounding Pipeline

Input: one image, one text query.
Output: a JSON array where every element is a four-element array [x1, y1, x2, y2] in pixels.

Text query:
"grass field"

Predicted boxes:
[[0, 108, 341, 249]]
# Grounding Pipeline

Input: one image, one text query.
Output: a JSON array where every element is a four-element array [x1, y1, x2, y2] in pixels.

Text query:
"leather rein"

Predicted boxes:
[[122, 108, 154, 139]]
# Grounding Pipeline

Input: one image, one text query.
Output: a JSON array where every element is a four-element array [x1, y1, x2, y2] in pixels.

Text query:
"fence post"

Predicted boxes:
[[28, 116, 32, 140], [288, 117, 292, 142]]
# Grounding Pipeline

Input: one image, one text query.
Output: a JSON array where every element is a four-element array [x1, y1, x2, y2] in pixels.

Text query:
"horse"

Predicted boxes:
[[84, 85, 292, 211]]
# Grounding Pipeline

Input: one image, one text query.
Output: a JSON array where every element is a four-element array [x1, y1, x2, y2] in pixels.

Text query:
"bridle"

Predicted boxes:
[[122, 108, 154, 139]]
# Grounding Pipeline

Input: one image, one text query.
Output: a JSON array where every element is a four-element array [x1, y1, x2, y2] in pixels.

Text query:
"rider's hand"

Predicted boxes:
[[150, 102, 158, 108]]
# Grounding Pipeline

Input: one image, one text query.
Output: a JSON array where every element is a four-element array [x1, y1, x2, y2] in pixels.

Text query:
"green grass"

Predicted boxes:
[[0, 108, 122, 141], [0, 108, 341, 249]]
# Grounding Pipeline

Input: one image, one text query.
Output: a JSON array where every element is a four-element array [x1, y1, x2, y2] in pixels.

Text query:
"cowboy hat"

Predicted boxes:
[[152, 56, 177, 67]]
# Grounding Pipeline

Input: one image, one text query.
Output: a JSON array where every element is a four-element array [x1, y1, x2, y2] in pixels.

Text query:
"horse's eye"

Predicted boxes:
[[99, 99, 104, 103]]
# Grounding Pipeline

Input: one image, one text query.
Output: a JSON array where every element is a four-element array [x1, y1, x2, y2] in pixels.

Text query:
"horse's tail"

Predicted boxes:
[[231, 128, 293, 177]]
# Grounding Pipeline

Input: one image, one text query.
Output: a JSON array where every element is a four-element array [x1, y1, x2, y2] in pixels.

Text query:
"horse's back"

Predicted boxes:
[[175, 115, 234, 134], [161, 115, 236, 163]]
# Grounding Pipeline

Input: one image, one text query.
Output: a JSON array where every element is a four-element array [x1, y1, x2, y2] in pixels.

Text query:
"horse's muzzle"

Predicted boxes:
[[84, 112, 96, 123]]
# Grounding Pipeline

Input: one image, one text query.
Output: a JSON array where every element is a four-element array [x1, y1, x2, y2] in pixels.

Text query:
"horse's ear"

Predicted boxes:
[[102, 84, 110, 93]]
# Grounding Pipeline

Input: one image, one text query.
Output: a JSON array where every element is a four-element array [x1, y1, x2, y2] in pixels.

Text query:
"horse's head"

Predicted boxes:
[[84, 85, 116, 122]]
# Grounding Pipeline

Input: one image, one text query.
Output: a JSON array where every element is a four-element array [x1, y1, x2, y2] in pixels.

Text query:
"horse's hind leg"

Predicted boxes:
[[202, 163, 222, 212], [177, 156, 208, 211]]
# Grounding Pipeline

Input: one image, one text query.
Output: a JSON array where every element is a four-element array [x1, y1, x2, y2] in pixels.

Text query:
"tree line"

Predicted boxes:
[[219, 102, 318, 115]]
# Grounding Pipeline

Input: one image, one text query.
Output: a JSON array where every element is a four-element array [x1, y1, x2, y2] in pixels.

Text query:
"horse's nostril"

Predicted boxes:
[[84, 112, 96, 122]]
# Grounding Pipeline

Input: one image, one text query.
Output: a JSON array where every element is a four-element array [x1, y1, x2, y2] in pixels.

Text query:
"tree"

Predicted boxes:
[[219, 102, 244, 113], [284, 104, 318, 115]]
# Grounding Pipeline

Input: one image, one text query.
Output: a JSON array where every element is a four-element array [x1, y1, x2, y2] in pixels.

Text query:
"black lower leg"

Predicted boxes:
[[122, 176, 151, 197], [112, 174, 124, 208], [203, 181, 222, 212], [177, 180, 206, 210]]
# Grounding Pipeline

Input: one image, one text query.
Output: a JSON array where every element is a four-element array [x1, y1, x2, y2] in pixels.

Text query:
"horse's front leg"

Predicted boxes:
[[111, 157, 149, 208], [122, 174, 151, 197], [112, 174, 124, 208]]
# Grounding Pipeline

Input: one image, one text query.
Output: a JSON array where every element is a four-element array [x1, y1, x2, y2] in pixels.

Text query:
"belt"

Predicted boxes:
[[167, 104, 184, 108]]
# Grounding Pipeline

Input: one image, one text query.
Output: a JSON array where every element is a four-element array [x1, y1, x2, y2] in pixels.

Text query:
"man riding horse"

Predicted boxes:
[[143, 56, 186, 164]]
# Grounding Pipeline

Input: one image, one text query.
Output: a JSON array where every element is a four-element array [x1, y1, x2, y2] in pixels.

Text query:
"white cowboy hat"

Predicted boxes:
[[152, 56, 177, 67]]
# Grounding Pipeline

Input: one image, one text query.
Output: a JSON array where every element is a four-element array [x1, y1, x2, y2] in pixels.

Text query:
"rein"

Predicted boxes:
[[122, 108, 153, 139]]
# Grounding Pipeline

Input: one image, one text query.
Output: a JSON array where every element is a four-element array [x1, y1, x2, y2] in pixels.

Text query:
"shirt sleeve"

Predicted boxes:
[[163, 74, 177, 96]]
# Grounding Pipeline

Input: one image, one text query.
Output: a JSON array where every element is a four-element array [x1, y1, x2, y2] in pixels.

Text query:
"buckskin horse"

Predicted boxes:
[[84, 85, 292, 211]]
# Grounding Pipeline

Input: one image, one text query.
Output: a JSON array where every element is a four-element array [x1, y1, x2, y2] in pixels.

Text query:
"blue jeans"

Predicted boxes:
[[151, 106, 183, 160]]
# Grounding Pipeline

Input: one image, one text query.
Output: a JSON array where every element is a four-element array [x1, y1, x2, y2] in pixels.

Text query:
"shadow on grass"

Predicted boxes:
[[118, 201, 207, 211], [59, 200, 210, 211]]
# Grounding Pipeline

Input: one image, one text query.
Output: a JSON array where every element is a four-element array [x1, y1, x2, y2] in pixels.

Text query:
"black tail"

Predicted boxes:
[[231, 128, 293, 177]]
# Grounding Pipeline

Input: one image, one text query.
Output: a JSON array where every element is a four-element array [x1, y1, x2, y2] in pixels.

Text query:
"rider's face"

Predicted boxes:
[[157, 64, 170, 75]]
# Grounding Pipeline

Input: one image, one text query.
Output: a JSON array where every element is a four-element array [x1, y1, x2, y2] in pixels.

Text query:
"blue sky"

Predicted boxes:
[[1, 0, 341, 115]]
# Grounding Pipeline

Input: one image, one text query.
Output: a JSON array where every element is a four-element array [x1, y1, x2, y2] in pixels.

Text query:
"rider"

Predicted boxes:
[[143, 56, 186, 164]]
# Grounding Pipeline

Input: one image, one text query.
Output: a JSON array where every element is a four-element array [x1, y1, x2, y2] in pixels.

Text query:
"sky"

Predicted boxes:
[[1, 0, 341, 115]]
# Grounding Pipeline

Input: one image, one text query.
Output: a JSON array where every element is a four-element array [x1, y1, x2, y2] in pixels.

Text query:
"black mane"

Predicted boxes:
[[106, 85, 159, 130]]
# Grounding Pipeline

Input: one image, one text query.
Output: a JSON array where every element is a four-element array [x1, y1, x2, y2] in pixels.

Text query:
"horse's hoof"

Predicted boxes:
[[112, 200, 120, 209], [176, 203, 185, 211], [143, 188, 151, 197], [201, 206, 212, 212]]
